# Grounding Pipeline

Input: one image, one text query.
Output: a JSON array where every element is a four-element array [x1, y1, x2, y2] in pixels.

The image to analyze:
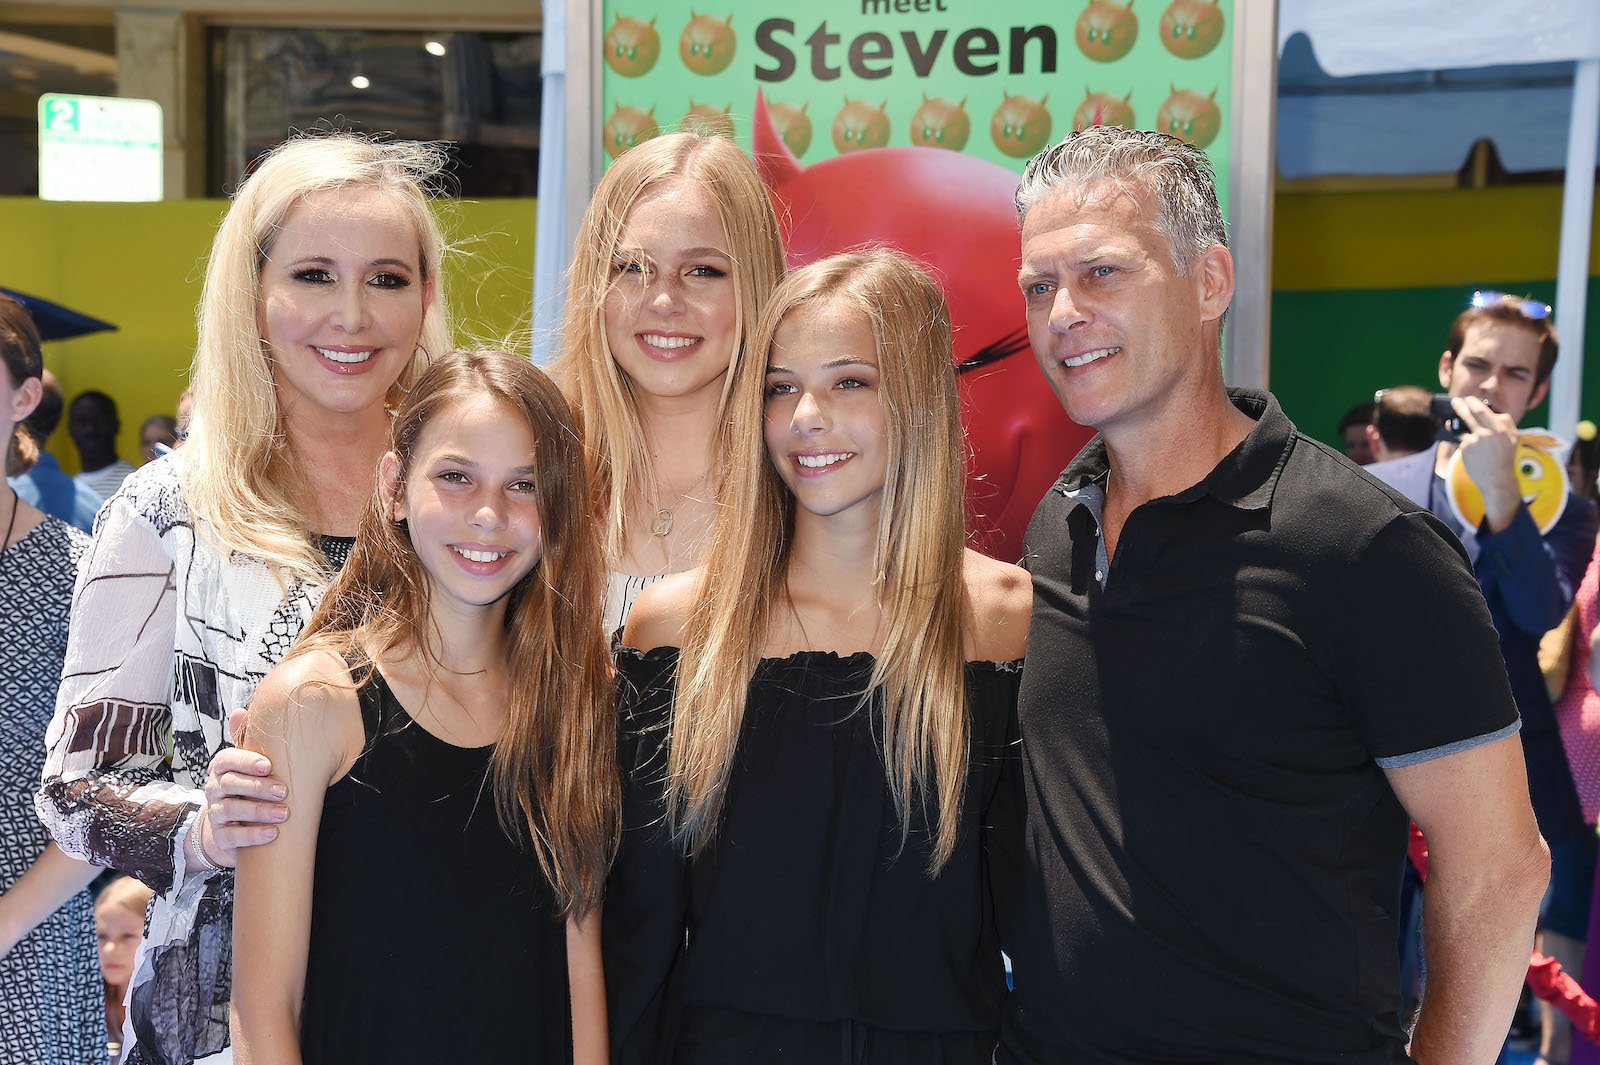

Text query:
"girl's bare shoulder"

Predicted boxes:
[[962, 549, 1032, 662], [245, 648, 364, 766], [620, 568, 707, 652]]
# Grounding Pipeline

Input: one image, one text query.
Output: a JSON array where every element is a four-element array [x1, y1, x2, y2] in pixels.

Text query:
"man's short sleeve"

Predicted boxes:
[[1327, 509, 1521, 767]]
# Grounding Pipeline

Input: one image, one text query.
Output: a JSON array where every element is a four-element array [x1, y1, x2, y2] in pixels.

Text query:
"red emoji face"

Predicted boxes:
[[680, 12, 736, 75], [910, 95, 971, 151], [1159, 0, 1225, 59], [768, 100, 814, 157], [1073, 89, 1135, 131], [991, 93, 1054, 159], [682, 101, 734, 138], [603, 104, 659, 159], [1155, 86, 1221, 148], [832, 98, 892, 153], [604, 15, 660, 77], [1076, 0, 1139, 62], [754, 91, 1094, 562]]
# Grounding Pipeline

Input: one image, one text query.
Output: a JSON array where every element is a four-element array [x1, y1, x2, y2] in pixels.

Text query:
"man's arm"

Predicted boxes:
[[1385, 735, 1549, 1064]]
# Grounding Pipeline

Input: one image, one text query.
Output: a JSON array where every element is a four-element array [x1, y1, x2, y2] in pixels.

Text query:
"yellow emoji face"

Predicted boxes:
[[1446, 430, 1570, 535]]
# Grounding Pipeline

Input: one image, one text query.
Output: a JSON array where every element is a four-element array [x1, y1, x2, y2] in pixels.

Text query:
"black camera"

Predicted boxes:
[[1428, 394, 1466, 436]]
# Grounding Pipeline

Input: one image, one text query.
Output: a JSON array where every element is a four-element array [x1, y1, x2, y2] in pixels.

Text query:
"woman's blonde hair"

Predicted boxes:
[[182, 133, 454, 582], [549, 132, 785, 560], [292, 349, 618, 916], [669, 249, 971, 869]]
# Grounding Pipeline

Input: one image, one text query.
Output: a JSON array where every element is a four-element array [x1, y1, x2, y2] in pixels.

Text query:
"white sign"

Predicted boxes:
[[38, 93, 163, 202]]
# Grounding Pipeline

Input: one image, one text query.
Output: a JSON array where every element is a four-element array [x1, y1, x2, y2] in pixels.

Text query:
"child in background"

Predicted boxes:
[[96, 876, 153, 1064]]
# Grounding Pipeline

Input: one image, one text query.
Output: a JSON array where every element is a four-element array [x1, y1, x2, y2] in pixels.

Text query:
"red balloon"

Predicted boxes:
[[752, 90, 1093, 562]]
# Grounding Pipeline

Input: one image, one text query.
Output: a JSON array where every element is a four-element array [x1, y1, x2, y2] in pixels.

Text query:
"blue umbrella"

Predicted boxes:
[[0, 287, 117, 341]]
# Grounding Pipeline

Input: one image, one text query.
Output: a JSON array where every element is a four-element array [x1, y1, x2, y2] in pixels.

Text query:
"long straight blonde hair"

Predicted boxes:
[[549, 132, 785, 561], [292, 350, 618, 916], [669, 249, 972, 870], [182, 133, 454, 583]]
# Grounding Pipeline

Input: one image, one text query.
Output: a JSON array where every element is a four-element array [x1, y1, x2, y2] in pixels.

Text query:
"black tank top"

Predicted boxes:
[[299, 668, 572, 1064]]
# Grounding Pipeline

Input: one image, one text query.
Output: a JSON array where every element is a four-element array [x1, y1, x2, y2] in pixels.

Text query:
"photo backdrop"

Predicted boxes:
[[597, 0, 1235, 560]]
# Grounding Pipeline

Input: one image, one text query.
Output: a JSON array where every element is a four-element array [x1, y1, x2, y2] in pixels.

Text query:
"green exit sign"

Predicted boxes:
[[38, 93, 163, 201]]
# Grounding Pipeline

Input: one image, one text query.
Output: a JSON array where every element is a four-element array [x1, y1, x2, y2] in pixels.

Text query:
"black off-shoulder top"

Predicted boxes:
[[604, 646, 1023, 1065]]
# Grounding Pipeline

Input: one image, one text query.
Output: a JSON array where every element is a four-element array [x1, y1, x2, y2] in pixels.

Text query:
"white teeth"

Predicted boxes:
[[1063, 346, 1120, 368], [451, 546, 508, 564], [641, 334, 698, 349], [796, 453, 852, 468], [316, 347, 373, 364]]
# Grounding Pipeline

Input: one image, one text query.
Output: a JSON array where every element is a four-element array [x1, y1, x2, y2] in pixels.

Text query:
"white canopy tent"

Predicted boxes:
[[1278, 0, 1600, 439]]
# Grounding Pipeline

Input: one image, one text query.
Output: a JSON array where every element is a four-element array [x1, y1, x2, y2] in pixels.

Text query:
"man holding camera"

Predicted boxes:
[[1369, 293, 1599, 1053]]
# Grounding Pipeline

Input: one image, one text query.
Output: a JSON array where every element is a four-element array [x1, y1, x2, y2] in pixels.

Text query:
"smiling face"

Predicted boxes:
[[1019, 181, 1231, 442], [96, 902, 143, 993], [763, 299, 889, 525], [258, 186, 433, 427], [389, 394, 544, 618], [603, 181, 739, 407], [1439, 319, 1548, 425]]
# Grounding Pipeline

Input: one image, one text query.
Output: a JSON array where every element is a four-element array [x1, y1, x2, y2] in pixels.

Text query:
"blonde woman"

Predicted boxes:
[[37, 133, 452, 1065], [550, 132, 785, 631], [607, 250, 1031, 1063]]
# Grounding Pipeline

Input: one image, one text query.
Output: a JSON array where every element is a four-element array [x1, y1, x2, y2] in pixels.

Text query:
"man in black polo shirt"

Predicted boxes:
[[999, 125, 1549, 1064]]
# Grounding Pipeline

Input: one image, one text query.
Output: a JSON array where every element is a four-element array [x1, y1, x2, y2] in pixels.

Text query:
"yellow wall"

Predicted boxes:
[[1274, 183, 1600, 292], [0, 196, 537, 472]]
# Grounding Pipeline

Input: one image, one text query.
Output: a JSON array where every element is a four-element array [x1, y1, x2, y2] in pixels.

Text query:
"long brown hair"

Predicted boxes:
[[294, 349, 617, 915], [548, 132, 786, 560], [0, 294, 43, 473], [670, 250, 971, 869]]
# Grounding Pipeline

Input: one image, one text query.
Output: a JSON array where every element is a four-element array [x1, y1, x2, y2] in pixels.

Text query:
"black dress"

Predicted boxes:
[[299, 668, 571, 1064], [605, 647, 1022, 1065]]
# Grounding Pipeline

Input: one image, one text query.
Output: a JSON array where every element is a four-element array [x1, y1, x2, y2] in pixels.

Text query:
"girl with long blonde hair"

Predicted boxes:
[[606, 249, 1032, 1063], [231, 349, 616, 1064], [39, 132, 453, 1065], [549, 131, 785, 631]]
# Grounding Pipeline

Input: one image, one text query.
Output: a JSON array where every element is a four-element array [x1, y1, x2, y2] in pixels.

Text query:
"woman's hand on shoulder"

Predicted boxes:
[[226, 652, 362, 828], [198, 710, 287, 870], [619, 569, 704, 652], [199, 653, 355, 870], [963, 549, 1032, 662]]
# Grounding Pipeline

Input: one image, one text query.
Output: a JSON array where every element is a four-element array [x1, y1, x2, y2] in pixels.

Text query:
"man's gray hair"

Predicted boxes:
[[1014, 126, 1227, 276]]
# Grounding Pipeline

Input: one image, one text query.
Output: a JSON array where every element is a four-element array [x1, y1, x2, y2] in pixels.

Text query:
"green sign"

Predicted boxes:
[[595, 0, 1234, 562], [599, 0, 1232, 196], [39, 93, 163, 202]]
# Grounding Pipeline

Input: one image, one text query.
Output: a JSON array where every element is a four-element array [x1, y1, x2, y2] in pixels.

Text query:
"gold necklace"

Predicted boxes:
[[650, 470, 712, 538]]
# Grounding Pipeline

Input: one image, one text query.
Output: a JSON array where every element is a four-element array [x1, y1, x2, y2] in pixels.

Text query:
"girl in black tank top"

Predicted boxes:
[[230, 351, 618, 1065], [606, 253, 1032, 1064]]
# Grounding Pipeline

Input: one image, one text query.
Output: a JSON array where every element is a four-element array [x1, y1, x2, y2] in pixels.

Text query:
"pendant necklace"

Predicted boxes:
[[651, 469, 712, 539]]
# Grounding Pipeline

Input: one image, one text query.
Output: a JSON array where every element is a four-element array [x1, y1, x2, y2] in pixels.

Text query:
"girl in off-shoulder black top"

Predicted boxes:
[[603, 251, 1032, 1065]]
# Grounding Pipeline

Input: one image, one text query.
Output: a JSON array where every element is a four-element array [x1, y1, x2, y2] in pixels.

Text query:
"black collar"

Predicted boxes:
[[1056, 388, 1293, 513]]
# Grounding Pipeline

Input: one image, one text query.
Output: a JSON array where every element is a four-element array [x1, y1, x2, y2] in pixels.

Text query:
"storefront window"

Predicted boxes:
[[208, 26, 539, 197]]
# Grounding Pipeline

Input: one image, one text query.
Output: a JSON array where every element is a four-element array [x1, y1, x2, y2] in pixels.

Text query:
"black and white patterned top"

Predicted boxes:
[[37, 456, 345, 1065], [604, 569, 668, 637], [1, 516, 103, 1064]]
